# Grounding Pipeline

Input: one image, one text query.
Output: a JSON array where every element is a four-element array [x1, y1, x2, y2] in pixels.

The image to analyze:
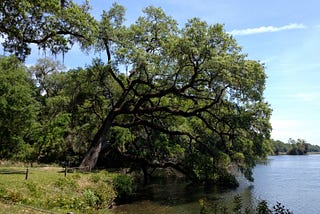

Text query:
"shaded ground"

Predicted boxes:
[[0, 169, 26, 174], [0, 201, 47, 214]]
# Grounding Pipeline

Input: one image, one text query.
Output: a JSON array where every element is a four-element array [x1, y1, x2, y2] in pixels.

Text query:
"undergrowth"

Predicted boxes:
[[0, 165, 117, 213]]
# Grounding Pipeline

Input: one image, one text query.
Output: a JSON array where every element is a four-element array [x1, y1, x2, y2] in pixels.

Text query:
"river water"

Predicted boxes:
[[112, 155, 320, 214], [252, 155, 320, 214]]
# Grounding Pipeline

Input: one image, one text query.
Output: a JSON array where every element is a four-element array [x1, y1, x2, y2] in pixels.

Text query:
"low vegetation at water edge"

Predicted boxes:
[[0, 164, 132, 213], [0, 163, 294, 214], [200, 195, 293, 214]]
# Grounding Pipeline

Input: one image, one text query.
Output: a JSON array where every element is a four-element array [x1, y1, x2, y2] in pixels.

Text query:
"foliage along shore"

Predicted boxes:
[[271, 138, 320, 155]]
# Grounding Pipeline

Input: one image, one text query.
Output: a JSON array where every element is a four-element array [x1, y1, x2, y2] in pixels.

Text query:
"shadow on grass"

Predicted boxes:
[[0, 169, 26, 174]]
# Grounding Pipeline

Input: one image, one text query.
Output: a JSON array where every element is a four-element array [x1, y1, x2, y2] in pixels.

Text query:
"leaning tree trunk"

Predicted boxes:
[[79, 41, 134, 169], [79, 85, 130, 169], [80, 112, 116, 169]]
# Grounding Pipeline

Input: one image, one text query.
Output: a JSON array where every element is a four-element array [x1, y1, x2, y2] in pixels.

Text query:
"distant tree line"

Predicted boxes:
[[271, 138, 320, 155]]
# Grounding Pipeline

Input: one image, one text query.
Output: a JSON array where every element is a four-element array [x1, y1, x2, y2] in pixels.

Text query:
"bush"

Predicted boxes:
[[83, 189, 99, 207], [90, 173, 101, 183], [4, 189, 24, 202], [113, 174, 135, 200], [54, 177, 77, 190]]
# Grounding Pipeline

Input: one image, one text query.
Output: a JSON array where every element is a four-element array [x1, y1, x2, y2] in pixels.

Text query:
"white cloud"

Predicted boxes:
[[229, 23, 307, 36]]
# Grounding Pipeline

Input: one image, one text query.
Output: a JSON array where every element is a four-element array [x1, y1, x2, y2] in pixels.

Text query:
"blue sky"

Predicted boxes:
[[5, 0, 320, 145]]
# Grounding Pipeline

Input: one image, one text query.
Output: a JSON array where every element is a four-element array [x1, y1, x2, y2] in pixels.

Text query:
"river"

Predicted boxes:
[[111, 155, 320, 213]]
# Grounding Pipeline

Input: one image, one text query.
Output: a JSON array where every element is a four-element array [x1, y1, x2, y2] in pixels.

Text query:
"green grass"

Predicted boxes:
[[0, 164, 117, 213], [0, 200, 50, 214]]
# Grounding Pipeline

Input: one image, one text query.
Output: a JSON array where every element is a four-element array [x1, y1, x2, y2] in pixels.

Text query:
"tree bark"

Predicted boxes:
[[79, 112, 116, 169], [79, 79, 131, 169]]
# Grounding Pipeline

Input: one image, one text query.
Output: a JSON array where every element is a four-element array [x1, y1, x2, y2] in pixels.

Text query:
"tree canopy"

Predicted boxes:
[[0, 56, 38, 159], [0, 2, 272, 186], [78, 4, 272, 184], [0, 0, 97, 61]]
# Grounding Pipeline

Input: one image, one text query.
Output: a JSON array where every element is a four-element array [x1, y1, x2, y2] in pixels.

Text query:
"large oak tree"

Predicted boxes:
[[1, 1, 272, 184], [78, 5, 272, 183]]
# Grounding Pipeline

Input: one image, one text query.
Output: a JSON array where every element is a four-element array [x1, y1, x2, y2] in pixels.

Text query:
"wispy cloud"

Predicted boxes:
[[229, 23, 307, 36], [293, 92, 320, 102]]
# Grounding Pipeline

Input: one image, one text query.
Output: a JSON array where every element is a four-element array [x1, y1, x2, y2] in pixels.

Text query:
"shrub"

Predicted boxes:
[[199, 198, 209, 214], [54, 177, 77, 190], [113, 174, 134, 200], [92, 183, 116, 209], [90, 173, 101, 183], [25, 181, 43, 197], [83, 189, 99, 207], [4, 189, 24, 202]]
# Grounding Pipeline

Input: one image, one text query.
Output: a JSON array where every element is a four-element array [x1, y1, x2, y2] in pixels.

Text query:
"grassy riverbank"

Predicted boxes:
[[0, 163, 118, 213]]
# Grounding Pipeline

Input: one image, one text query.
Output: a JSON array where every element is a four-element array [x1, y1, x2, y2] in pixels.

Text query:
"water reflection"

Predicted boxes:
[[112, 176, 256, 214], [112, 155, 320, 214]]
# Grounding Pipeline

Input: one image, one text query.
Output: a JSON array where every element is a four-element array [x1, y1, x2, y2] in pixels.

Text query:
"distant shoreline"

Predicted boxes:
[[271, 152, 320, 156]]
